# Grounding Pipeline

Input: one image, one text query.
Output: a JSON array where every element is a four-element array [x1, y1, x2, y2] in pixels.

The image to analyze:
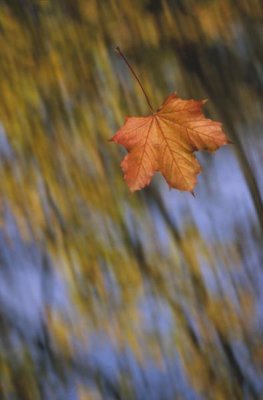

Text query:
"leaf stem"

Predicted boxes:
[[115, 46, 154, 112]]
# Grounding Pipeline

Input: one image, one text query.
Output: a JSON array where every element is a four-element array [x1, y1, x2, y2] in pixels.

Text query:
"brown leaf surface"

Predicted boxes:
[[111, 93, 230, 192]]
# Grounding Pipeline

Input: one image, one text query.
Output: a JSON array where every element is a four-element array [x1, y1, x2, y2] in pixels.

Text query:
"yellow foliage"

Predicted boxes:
[[46, 309, 72, 356], [0, 1, 260, 398], [78, 385, 102, 400]]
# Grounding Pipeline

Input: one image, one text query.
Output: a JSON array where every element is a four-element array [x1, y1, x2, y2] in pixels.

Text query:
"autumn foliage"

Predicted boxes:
[[111, 93, 230, 192]]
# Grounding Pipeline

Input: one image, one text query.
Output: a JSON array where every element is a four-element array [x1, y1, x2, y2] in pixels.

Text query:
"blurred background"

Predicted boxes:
[[0, 0, 262, 399]]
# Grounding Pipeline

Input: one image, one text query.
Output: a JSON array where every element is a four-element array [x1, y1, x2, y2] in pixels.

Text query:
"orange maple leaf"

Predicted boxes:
[[111, 48, 230, 192], [111, 93, 230, 192]]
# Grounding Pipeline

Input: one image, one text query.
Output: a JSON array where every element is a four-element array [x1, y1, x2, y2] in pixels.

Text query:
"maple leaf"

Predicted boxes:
[[111, 93, 230, 192], [111, 47, 230, 192]]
